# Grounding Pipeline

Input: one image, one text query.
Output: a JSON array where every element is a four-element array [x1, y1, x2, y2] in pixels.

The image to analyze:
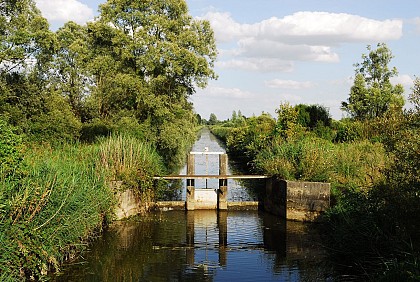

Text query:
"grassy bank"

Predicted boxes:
[[0, 143, 114, 280], [0, 125, 168, 280]]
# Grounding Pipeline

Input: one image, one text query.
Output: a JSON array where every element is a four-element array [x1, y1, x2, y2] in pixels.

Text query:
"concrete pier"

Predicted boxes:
[[264, 178, 330, 222]]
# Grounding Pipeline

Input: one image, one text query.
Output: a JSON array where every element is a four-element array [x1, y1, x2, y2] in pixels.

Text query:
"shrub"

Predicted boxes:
[[0, 119, 24, 178]]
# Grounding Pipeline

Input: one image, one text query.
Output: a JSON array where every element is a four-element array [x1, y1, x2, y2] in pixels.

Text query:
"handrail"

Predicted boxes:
[[153, 175, 270, 180]]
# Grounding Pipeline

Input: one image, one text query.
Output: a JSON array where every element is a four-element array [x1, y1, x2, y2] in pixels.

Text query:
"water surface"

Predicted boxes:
[[54, 210, 333, 281]]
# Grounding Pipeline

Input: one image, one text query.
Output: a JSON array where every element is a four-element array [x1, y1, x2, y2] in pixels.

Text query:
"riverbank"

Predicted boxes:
[[0, 133, 168, 280]]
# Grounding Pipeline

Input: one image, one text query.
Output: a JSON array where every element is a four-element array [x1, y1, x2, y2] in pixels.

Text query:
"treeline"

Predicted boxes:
[[0, 0, 216, 280], [211, 44, 420, 280]]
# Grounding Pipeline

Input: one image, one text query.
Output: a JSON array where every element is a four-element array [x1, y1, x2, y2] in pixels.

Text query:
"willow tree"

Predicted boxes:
[[342, 43, 404, 120], [87, 0, 218, 167], [0, 0, 81, 141]]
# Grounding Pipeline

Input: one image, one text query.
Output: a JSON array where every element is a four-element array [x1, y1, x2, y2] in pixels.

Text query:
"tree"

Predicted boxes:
[[82, 0, 217, 167], [87, 0, 217, 117], [0, 0, 82, 142], [409, 76, 420, 112], [275, 102, 304, 139], [208, 113, 218, 125], [342, 43, 404, 120], [0, 0, 55, 73], [52, 22, 91, 121]]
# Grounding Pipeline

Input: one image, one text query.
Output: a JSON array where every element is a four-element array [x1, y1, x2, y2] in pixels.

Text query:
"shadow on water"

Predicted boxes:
[[53, 210, 335, 282]]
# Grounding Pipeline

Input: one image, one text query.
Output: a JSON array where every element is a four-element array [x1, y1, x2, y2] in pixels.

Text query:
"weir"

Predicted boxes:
[[153, 151, 331, 222]]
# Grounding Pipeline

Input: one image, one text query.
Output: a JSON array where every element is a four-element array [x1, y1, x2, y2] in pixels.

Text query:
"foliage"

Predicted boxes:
[[255, 136, 387, 191], [52, 21, 92, 120], [0, 119, 24, 178], [208, 113, 219, 125], [295, 104, 331, 129], [225, 113, 275, 164], [324, 110, 420, 279], [0, 144, 114, 280], [0, 0, 56, 73], [409, 76, 420, 112], [275, 102, 305, 139], [342, 43, 405, 120]]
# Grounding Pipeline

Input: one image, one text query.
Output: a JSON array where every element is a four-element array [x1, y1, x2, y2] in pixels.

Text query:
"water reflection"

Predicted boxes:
[[53, 210, 333, 281]]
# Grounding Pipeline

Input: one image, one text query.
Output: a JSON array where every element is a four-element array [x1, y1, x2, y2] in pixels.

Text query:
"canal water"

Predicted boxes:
[[53, 128, 337, 281], [170, 127, 260, 202]]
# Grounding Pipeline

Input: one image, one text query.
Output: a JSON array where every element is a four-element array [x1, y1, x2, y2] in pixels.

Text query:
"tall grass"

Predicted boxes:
[[98, 134, 165, 201], [0, 143, 114, 280], [255, 136, 388, 193]]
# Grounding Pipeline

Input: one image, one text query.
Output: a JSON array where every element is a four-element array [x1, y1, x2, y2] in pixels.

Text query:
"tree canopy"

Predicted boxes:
[[341, 43, 404, 120]]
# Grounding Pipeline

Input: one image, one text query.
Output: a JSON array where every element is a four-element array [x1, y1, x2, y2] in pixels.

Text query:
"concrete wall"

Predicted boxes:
[[264, 178, 330, 222], [111, 181, 141, 220]]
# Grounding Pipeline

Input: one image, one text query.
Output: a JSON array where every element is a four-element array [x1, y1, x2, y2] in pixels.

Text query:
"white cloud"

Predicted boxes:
[[391, 74, 414, 88], [204, 11, 402, 44], [237, 39, 339, 63], [265, 79, 315, 89], [201, 11, 403, 72], [257, 12, 402, 43], [35, 0, 94, 24], [216, 58, 294, 72], [197, 86, 253, 99]]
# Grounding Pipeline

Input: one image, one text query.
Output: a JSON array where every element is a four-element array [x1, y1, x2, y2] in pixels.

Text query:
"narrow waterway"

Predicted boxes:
[[172, 127, 261, 202], [52, 128, 337, 281]]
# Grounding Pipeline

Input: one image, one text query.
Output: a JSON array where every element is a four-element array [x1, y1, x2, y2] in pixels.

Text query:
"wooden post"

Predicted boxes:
[[186, 153, 195, 210], [218, 154, 228, 210]]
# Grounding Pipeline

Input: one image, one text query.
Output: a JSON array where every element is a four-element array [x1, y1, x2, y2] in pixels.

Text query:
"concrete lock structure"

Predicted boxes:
[[264, 178, 330, 222]]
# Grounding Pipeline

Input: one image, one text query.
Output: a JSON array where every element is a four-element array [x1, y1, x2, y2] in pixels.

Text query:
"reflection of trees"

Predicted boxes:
[[261, 212, 333, 281], [54, 212, 213, 282], [54, 211, 334, 281]]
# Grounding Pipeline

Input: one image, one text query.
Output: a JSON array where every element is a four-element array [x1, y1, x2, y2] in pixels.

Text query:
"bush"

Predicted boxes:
[[0, 119, 24, 178], [255, 136, 387, 194]]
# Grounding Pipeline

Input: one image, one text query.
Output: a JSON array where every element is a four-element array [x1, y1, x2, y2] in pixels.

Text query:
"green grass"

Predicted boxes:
[[0, 143, 114, 280]]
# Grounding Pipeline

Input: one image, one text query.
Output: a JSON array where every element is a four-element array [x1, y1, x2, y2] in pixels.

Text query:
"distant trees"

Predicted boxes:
[[208, 113, 218, 125], [342, 43, 404, 120]]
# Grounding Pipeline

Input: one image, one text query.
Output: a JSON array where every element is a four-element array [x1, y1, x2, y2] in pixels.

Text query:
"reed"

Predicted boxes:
[[98, 134, 165, 201], [0, 143, 114, 280]]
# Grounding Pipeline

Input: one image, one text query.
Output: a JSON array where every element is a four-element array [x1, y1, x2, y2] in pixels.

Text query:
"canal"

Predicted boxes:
[[53, 128, 337, 281]]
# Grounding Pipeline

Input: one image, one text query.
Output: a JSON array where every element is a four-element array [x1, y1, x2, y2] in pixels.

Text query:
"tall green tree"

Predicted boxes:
[[342, 43, 404, 120], [52, 22, 91, 121], [0, 0, 81, 142], [84, 0, 217, 168], [87, 0, 217, 118], [0, 0, 55, 73]]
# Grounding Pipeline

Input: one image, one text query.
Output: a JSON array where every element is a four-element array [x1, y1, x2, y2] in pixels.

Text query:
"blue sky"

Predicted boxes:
[[35, 0, 420, 120]]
